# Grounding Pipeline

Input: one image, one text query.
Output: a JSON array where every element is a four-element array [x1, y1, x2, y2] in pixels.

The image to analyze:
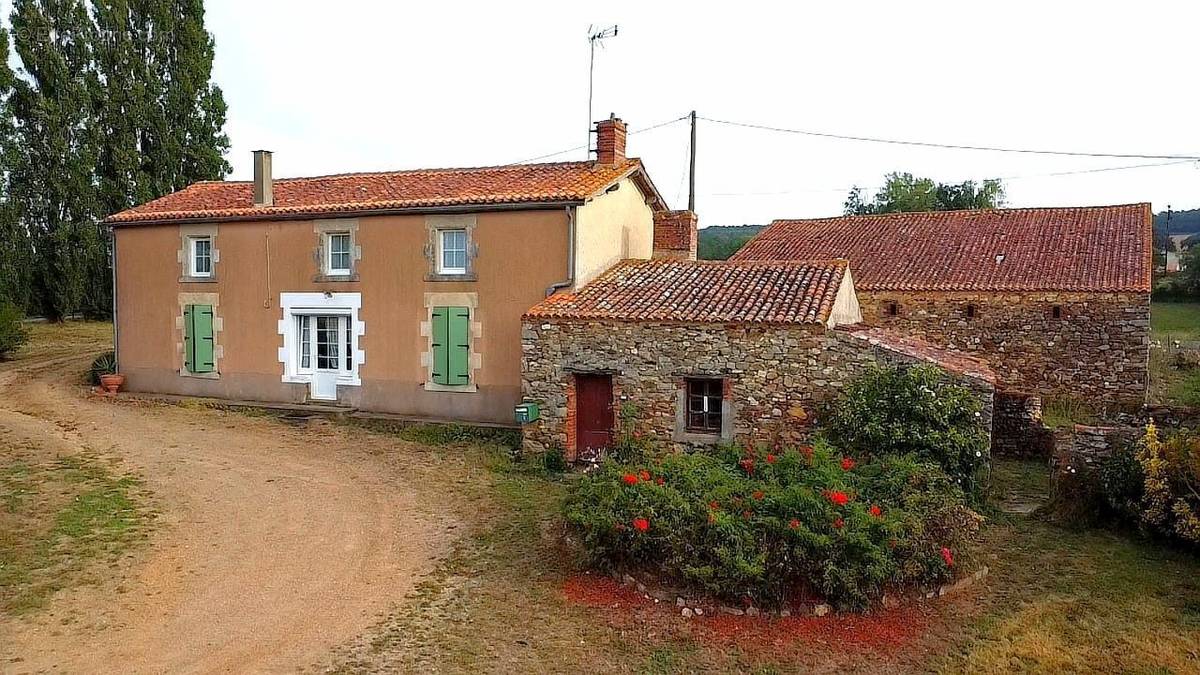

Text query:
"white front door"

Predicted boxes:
[[299, 314, 351, 401]]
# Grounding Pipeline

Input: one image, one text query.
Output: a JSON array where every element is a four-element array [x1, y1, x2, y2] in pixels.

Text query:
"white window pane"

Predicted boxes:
[[440, 229, 467, 272], [328, 233, 351, 273]]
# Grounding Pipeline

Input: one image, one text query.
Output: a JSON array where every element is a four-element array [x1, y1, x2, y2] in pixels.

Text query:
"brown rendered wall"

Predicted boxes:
[[114, 208, 574, 424], [856, 290, 1150, 404]]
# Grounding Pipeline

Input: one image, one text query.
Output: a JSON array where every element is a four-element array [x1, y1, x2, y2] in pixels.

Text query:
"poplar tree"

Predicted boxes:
[[10, 0, 103, 320], [0, 27, 34, 308]]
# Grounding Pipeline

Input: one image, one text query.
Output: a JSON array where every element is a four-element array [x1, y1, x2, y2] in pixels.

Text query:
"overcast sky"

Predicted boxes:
[[12, 1, 1200, 224]]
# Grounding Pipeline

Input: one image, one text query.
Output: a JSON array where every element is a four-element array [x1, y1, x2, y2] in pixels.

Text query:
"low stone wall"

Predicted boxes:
[[992, 393, 1055, 458], [521, 319, 995, 456], [856, 290, 1149, 404], [1051, 424, 1140, 477]]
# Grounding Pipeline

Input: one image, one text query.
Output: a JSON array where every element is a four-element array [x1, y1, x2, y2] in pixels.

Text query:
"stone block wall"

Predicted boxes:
[[992, 392, 1055, 458], [521, 319, 994, 456], [1051, 424, 1140, 477], [856, 290, 1149, 404]]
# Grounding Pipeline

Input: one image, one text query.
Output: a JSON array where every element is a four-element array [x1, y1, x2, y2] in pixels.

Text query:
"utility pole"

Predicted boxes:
[[587, 25, 618, 159], [688, 110, 697, 211]]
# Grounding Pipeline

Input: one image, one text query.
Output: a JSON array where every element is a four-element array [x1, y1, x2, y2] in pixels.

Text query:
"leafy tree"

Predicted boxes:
[[0, 27, 34, 310], [10, 0, 104, 320], [1179, 246, 1200, 297], [844, 172, 1006, 216], [4, 0, 230, 320]]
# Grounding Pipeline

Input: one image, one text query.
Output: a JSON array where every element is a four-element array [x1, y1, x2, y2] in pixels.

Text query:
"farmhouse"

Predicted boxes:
[[105, 117, 697, 425], [731, 205, 1153, 406], [521, 258, 995, 458]]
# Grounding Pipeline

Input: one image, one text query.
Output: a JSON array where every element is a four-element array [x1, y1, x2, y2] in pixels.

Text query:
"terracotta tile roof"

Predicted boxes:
[[525, 258, 850, 325], [839, 325, 997, 384], [106, 159, 656, 225], [732, 204, 1152, 292]]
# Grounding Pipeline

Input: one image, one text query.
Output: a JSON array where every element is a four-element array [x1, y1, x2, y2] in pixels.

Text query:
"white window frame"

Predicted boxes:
[[294, 315, 353, 375], [278, 292, 364, 387], [325, 231, 353, 276], [437, 228, 468, 275], [189, 236, 213, 277]]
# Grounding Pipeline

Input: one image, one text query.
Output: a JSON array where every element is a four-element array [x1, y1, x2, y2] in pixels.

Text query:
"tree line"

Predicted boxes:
[[0, 0, 229, 320]]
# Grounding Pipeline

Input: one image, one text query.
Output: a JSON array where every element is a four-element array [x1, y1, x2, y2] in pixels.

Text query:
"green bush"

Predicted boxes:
[[1099, 443, 1144, 523], [0, 300, 29, 360], [825, 365, 990, 497], [562, 440, 979, 610], [1137, 423, 1200, 546], [90, 351, 117, 384]]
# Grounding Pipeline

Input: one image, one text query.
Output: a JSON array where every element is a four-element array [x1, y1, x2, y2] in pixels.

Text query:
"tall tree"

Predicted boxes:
[[0, 27, 34, 308], [10, 0, 104, 320], [844, 172, 1006, 216]]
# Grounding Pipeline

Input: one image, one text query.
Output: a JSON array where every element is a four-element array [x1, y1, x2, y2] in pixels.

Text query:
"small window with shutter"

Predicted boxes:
[[430, 306, 471, 386], [183, 304, 216, 374]]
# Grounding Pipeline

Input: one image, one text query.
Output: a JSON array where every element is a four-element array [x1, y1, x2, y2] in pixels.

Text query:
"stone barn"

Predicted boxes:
[[732, 204, 1152, 407], [520, 258, 995, 459]]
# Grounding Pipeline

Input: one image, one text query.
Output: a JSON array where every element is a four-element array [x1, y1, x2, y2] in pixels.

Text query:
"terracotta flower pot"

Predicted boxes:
[[99, 373, 125, 394]]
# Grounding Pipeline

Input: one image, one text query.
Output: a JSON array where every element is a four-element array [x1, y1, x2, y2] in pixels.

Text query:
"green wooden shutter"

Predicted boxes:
[[183, 305, 194, 372], [431, 307, 449, 385], [192, 305, 215, 373], [447, 307, 470, 386]]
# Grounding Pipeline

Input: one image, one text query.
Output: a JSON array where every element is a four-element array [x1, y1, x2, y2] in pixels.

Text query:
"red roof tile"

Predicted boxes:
[[839, 325, 997, 384], [524, 258, 850, 325], [732, 204, 1151, 292], [106, 160, 657, 225]]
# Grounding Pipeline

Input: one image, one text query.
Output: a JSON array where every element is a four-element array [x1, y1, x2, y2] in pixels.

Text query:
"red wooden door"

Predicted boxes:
[[576, 374, 613, 453]]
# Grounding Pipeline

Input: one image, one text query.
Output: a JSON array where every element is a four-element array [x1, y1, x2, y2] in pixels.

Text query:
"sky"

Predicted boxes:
[[12, 1, 1200, 225]]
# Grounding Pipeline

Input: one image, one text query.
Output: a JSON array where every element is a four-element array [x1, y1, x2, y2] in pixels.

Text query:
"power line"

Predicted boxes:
[[699, 116, 1200, 161], [510, 114, 690, 165], [706, 158, 1197, 198]]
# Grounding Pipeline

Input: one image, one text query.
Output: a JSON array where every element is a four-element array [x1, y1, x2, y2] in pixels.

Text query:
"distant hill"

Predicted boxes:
[[698, 225, 764, 260], [1154, 208, 1200, 236]]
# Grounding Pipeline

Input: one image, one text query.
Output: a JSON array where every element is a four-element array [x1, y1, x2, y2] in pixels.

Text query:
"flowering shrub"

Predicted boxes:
[[825, 365, 990, 497], [562, 440, 980, 610], [1136, 422, 1200, 545]]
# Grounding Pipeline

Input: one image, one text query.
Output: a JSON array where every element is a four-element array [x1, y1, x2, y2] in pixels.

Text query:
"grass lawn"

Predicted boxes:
[[325, 450, 1200, 673], [1151, 302, 1200, 342], [0, 320, 113, 371], [0, 444, 153, 615]]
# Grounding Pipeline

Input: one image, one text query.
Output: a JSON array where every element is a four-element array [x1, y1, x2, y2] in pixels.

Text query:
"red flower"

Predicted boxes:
[[869, 504, 882, 518], [799, 445, 814, 459], [833, 517, 844, 529], [633, 517, 650, 532], [941, 547, 954, 567], [742, 510, 752, 519], [788, 518, 801, 530], [638, 470, 652, 482], [828, 490, 850, 506], [841, 456, 856, 471], [634, 431, 644, 439], [708, 500, 720, 510], [739, 457, 755, 473], [766, 453, 777, 464], [752, 490, 764, 501], [622, 474, 638, 486], [655, 477, 665, 486]]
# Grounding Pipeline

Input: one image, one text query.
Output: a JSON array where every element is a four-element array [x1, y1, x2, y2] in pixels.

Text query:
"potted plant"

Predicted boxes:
[[91, 351, 124, 394]]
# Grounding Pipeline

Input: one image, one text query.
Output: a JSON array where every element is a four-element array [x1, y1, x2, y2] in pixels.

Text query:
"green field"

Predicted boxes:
[[1151, 302, 1200, 342]]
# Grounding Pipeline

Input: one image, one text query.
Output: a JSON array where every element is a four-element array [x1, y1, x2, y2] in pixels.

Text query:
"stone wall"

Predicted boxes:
[[992, 393, 1055, 458], [521, 319, 994, 456], [856, 290, 1149, 404], [1051, 424, 1140, 477]]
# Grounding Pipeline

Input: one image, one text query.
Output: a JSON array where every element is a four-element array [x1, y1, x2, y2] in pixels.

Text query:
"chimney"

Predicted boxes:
[[252, 150, 273, 207], [594, 114, 626, 165], [652, 210, 698, 260]]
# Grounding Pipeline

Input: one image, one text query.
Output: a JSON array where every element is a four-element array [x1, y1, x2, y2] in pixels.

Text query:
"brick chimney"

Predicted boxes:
[[594, 115, 626, 165], [652, 210, 698, 260], [253, 150, 273, 207]]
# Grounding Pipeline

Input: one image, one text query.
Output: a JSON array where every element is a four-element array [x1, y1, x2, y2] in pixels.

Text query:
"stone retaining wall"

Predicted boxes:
[[1051, 424, 1140, 477], [856, 290, 1149, 404], [992, 393, 1056, 458]]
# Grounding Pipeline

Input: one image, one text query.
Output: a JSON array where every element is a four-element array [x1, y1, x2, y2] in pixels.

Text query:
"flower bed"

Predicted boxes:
[[563, 441, 981, 611]]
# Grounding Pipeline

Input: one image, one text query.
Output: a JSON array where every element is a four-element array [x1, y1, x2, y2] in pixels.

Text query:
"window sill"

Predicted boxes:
[[423, 381, 478, 393], [425, 272, 477, 283], [180, 370, 220, 380], [179, 276, 218, 284], [312, 273, 360, 283]]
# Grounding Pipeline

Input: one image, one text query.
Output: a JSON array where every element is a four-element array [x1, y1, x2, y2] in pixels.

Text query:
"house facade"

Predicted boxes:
[[107, 117, 687, 425], [521, 258, 996, 458], [731, 205, 1153, 406]]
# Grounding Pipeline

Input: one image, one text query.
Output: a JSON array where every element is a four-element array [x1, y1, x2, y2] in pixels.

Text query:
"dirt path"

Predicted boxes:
[[0, 352, 458, 674]]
